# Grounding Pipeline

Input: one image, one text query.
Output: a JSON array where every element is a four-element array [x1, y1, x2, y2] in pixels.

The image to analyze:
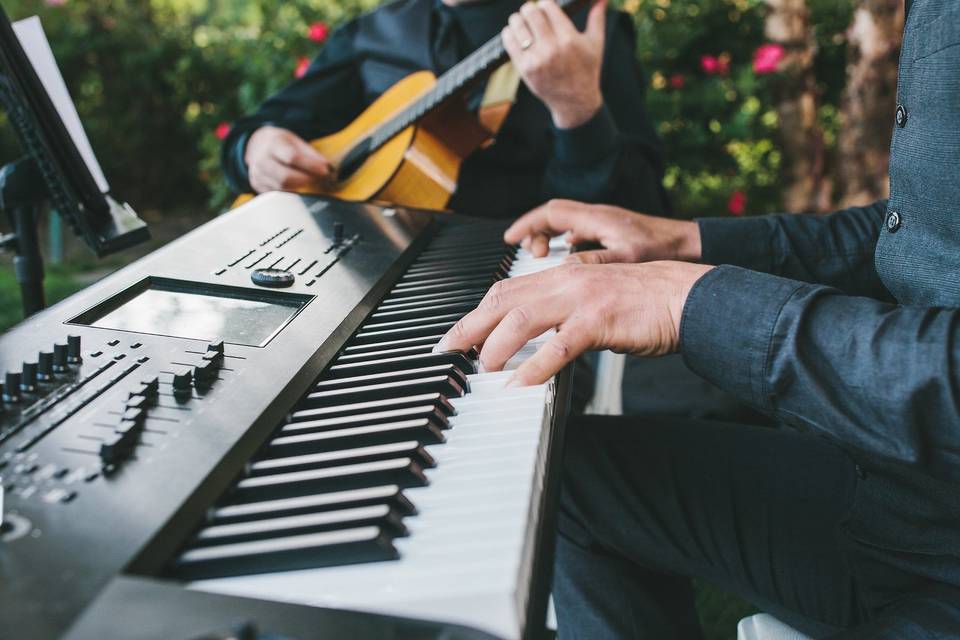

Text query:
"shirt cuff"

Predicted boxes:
[[680, 265, 806, 409], [696, 216, 777, 271], [551, 104, 619, 168]]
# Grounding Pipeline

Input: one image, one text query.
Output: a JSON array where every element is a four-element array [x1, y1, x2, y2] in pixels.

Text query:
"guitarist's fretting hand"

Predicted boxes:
[[245, 125, 333, 193], [502, 0, 606, 130]]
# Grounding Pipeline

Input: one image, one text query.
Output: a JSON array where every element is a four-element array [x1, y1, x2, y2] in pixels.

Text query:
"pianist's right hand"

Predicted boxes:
[[245, 126, 333, 193], [504, 198, 702, 265]]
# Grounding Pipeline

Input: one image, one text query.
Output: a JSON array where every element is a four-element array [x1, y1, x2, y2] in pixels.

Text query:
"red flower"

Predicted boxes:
[[214, 122, 231, 141], [700, 55, 720, 75], [307, 21, 329, 43], [753, 43, 786, 75], [294, 56, 311, 79], [669, 74, 685, 90], [727, 190, 747, 216]]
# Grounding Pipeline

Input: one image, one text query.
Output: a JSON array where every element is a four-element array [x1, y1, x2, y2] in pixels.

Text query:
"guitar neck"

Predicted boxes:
[[369, 0, 588, 150]]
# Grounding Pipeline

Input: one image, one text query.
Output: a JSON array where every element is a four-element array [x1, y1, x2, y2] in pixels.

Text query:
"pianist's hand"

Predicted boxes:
[[245, 126, 333, 193], [505, 199, 702, 264], [435, 261, 714, 386], [502, 0, 606, 130]]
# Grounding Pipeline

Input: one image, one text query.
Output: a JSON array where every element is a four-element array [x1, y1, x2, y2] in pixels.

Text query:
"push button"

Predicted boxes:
[[886, 210, 901, 233], [895, 104, 908, 128]]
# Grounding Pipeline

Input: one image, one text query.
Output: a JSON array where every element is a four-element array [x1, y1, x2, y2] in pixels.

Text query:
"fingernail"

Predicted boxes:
[[432, 339, 447, 353]]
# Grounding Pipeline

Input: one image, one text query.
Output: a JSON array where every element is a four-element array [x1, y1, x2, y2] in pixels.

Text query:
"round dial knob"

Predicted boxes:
[[67, 335, 82, 363], [250, 268, 295, 288], [3, 372, 22, 403], [21, 362, 38, 392], [53, 343, 69, 372], [37, 351, 54, 380]]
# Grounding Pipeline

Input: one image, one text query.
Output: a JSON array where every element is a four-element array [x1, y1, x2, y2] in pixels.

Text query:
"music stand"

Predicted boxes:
[[0, 7, 149, 317]]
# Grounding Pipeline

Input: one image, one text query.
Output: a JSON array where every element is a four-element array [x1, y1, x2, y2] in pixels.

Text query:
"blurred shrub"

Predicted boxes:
[[2, 0, 855, 216]]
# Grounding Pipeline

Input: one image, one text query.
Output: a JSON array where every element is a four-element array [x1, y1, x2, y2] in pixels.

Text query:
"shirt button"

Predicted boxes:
[[896, 104, 908, 128], [886, 210, 901, 233]]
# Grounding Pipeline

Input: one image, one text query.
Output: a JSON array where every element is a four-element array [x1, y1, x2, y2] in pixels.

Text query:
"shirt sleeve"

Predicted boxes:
[[680, 265, 960, 483], [696, 200, 890, 299], [541, 11, 669, 216], [220, 20, 366, 194]]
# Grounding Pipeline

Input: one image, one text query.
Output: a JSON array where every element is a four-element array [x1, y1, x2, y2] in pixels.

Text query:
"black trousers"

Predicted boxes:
[[552, 416, 960, 639]]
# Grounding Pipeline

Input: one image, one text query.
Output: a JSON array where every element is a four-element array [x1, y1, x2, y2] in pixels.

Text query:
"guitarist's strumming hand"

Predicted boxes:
[[245, 125, 333, 193], [502, 0, 606, 129]]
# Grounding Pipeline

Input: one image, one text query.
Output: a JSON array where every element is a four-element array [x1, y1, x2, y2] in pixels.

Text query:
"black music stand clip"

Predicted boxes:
[[0, 156, 47, 316]]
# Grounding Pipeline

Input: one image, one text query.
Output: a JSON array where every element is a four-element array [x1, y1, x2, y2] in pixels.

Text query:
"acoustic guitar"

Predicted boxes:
[[235, 0, 587, 211]]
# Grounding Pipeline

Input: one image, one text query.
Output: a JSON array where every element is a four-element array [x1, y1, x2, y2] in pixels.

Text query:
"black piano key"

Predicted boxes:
[[400, 262, 510, 283], [193, 505, 408, 547], [300, 375, 466, 407], [415, 246, 511, 262], [369, 299, 482, 322], [211, 485, 416, 524], [314, 364, 468, 392], [268, 419, 445, 454], [326, 351, 476, 379], [287, 393, 456, 423], [251, 441, 435, 476], [360, 313, 464, 333], [353, 320, 459, 344], [342, 334, 444, 355], [393, 273, 499, 290], [336, 344, 437, 363], [376, 291, 486, 312], [280, 405, 450, 436], [385, 278, 496, 300], [233, 457, 428, 501], [175, 526, 398, 579]]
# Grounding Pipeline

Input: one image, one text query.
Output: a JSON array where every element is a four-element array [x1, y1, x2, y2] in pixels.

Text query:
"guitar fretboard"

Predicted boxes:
[[365, 0, 584, 155]]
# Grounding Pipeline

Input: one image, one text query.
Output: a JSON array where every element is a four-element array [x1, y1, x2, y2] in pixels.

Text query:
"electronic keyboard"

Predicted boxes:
[[0, 193, 573, 640]]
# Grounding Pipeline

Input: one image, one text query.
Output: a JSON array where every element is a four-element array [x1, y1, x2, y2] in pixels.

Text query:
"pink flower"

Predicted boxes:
[[700, 55, 720, 75], [727, 190, 747, 216], [215, 122, 231, 141], [669, 74, 685, 90], [294, 56, 311, 79], [307, 21, 329, 43], [700, 54, 730, 77], [753, 43, 786, 75]]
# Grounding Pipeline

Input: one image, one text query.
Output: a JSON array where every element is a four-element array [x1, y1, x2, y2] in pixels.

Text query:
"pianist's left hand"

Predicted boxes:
[[435, 261, 714, 387], [502, 0, 607, 130]]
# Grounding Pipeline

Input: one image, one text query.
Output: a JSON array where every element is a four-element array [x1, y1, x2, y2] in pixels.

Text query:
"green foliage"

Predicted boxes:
[[0, 0, 854, 217]]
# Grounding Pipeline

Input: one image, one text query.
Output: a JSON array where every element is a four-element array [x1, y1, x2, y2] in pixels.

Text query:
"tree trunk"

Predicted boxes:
[[837, 0, 903, 209], [764, 0, 826, 214]]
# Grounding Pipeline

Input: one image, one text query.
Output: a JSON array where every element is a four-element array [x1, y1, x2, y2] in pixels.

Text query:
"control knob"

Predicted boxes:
[[52, 343, 69, 372], [3, 372, 21, 403], [37, 351, 54, 380], [20, 362, 37, 393], [67, 335, 82, 363]]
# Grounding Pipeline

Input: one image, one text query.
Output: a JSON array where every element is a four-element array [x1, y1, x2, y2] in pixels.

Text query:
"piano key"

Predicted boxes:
[[175, 527, 398, 579], [300, 375, 466, 407], [336, 344, 436, 363], [193, 505, 408, 547], [352, 320, 457, 344], [210, 485, 416, 525], [343, 334, 443, 354], [268, 419, 445, 455], [400, 262, 510, 283], [375, 291, 485, 312], [369, 299, 482, 322], [233, 458, 429, 501], [250, 441, 435, 476], [280, 405, 449, 436], [312, 364, 468, 393], [326, 351, 476, 379], [360, 313, 464, 332], [383, 279, 494, 300], [287, 393, 455, 423]]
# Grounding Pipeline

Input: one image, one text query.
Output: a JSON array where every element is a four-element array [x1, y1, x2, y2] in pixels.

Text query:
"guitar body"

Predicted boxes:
[[235, 71, 494, 211]]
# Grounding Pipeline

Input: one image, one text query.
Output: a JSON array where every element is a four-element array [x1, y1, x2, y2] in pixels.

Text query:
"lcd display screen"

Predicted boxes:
[[80, 282, 307, 347]]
